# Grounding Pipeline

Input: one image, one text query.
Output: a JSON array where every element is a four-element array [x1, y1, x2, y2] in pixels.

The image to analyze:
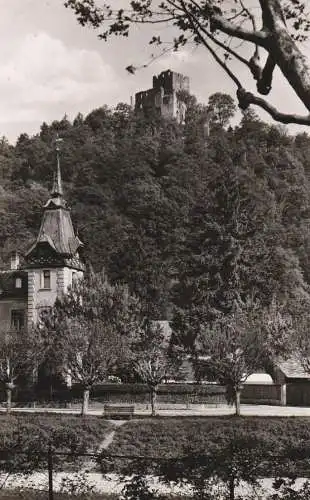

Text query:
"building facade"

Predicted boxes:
[[135, 69, 190, 124], [0, 150, 84, 331]]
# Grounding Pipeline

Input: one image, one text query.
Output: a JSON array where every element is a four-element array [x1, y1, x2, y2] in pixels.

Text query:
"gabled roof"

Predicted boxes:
[[277, 358, 310, 380]]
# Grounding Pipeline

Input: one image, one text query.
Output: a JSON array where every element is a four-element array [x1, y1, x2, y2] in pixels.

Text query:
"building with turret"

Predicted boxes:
[[135, 69, 190, 124], [0, 141, 85, 331]]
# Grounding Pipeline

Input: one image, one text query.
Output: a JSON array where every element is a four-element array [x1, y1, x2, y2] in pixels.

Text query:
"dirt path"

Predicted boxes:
[[83, 419, 126, 472]]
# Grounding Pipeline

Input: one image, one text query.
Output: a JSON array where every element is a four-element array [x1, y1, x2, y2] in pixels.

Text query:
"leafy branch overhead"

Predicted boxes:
[[64, 0, 310, 126]]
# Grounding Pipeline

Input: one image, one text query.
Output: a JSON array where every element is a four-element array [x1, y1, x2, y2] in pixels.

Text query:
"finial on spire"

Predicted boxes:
[[51, 134, 64, 197]]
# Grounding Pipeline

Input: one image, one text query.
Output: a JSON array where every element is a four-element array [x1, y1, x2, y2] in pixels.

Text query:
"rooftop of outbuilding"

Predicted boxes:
[[277, 358, 310, 380]]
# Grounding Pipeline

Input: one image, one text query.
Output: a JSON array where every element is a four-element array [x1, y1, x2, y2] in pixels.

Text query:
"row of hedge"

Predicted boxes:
[[2, 383, 285, 406], [0, 383, 227, 406]]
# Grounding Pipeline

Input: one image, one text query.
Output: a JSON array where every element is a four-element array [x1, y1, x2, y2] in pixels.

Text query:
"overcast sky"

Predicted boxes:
[[0, 0, 309, 143]]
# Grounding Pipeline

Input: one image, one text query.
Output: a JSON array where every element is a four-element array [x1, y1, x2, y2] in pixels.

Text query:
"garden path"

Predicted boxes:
[[82, 419, 125, 472]]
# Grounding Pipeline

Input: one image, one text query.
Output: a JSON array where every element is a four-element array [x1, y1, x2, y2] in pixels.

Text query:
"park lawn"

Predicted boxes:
[[0, 414, 113, 472], [106, 416, 310, 457], [102, 416, 310, 477], [0, 413, 112, 440]]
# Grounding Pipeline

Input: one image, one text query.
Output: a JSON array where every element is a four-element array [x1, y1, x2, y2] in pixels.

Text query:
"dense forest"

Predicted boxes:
[[1, 95, 310, 325]]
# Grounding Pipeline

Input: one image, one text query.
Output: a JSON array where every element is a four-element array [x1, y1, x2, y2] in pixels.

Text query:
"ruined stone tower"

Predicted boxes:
[[135, 69, 190, 124]]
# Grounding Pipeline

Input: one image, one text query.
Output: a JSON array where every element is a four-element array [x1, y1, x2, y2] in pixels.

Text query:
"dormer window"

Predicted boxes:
[[15, 278, 22, 289], [41, 270, 51, 289]]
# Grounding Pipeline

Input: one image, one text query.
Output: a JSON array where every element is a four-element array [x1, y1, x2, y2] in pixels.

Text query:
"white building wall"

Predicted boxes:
[[27, 268, 57, 325], [27, 267, 84, 326]]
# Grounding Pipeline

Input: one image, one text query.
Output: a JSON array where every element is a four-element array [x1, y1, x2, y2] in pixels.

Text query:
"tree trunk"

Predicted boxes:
[[6, 388, 12, 414], [229, 476, 235, 500], [260, 0, 310, 109], [234, 389, 241, 416], [81, 389, 90, 416], [150, 386, 157, 417]]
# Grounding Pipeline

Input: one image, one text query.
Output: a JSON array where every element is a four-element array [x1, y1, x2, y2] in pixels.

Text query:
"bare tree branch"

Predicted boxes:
[[239, 0, 258, 32], [178, 1, 310, 124], [64, 0, 310, 125], [177, 0, 269, 46], [211, 14, 269, 47], [239, 0, 263, 79], [257, 55, 276, 94], [237, 88, 310, 125], [180, 0, 242, 89], [194, 25, 250, 68]]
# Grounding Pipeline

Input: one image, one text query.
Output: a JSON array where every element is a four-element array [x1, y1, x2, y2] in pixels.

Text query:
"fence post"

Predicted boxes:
[[48, 443, 54, 500]]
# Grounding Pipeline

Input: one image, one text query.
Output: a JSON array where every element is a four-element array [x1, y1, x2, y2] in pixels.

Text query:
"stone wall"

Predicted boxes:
[[135, 70, 190, 123]]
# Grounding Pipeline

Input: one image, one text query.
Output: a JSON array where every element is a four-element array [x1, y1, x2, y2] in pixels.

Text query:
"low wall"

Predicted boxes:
[[241, 384, 283, 405]]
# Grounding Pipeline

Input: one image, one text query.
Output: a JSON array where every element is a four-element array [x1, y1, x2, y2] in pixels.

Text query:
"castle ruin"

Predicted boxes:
[[135, 69, 190, 124]]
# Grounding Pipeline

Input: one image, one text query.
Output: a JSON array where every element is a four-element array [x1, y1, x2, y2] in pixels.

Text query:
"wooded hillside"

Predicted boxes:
[[1, 98, 310, 320]]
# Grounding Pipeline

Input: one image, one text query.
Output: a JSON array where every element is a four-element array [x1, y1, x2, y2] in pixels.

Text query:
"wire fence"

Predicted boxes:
[[1, 446, 310, 499]]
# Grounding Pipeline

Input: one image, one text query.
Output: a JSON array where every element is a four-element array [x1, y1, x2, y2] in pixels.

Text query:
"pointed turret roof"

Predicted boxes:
[[44, 137, 66, 210], [51, 138, 63, 197], [24, 138, 84, 270]]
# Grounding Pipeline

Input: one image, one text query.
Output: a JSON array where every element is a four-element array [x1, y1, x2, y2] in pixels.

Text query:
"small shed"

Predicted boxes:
[[274, 358, 310, 406]]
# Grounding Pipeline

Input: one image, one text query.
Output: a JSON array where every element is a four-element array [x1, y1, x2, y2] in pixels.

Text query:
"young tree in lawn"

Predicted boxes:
[[196, 299, 293, 416], [61, 317, 126, 416], [40, 271, 142, 416], [130, 321, 180, 416], [65, 0, 310, 126], [0, 328, 43, 413]]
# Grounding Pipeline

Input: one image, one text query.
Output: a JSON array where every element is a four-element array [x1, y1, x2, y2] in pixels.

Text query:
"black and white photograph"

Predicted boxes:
[[1, 1, 310, 498]]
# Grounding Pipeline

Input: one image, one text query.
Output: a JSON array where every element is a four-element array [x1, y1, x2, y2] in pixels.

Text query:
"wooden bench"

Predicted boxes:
[[103, 404, 135, 420]]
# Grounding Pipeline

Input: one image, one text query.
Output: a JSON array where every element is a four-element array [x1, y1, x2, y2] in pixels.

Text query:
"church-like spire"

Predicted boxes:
[[51, 135, 64, 198]]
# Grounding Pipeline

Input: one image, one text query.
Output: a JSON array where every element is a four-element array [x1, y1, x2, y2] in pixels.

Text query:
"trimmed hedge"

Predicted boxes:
[[1, 383, 227, 406], [91, 383, 226, 404], [91, 383, 225, 394]]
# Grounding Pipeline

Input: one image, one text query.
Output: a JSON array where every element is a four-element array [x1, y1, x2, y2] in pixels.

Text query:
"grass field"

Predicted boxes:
[[0, 413, 112, 440], [1, 416, 310, 499], [101, 416, 310, 477], [0, 414, 113, 472], [106, 416, 310, 457]]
